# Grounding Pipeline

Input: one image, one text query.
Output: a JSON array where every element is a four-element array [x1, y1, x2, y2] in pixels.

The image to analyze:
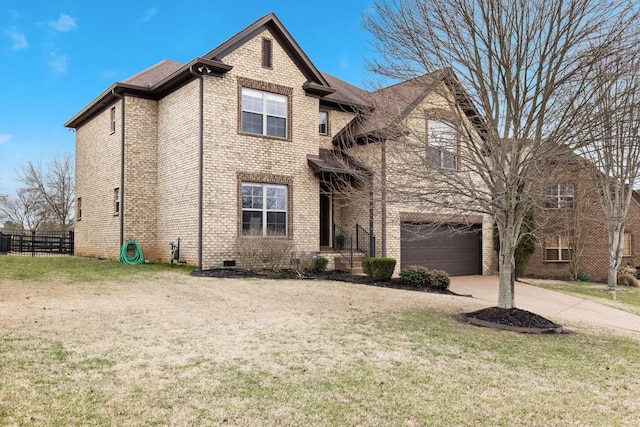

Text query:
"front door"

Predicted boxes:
[[319, 190, 331, 247]]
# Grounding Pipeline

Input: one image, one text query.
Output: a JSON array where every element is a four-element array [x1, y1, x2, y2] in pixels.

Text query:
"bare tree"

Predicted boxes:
[[576, 53, 640, 290], [363, 0, 639, 308], [16, 154, 75, 231], [0, 188, 50, 231]]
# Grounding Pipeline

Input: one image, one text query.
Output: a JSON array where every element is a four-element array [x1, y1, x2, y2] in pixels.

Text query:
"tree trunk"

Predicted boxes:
[[497, 235, 516, 309], [607, 226, 623, 290]]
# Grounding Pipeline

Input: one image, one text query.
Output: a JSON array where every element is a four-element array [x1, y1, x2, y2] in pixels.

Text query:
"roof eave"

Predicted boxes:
[[64, 58, 233, 129]]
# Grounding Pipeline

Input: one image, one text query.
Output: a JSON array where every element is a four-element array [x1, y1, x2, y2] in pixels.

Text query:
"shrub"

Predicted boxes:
[[363, 257, 396, 281], [618, 265, 639, 287], [430, 269, 450, 291], [314, 255, 328, 272], [290, 252, 315, 277], [263, 237, 294, 272], [362, 257, 373, 276], [399, 265, 432, 288], [618, 274, 639, 287], [235, 228, 263, 271], [576, 270, 591, 282], [236, 228, 292, 272]]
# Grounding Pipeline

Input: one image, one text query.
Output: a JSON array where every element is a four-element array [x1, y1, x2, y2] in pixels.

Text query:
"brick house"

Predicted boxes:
[[526, 157, 640, 281], [65, 12, 495, 275]]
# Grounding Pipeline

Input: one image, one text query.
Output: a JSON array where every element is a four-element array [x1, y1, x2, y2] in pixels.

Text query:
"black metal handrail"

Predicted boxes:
[[333, 223, 353, 268], [356, 223, 376, 258]]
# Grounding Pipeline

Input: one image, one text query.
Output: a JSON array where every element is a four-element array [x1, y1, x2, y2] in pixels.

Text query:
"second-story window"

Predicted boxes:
[[545, 184, 574, 209], [241, 88, 287, 138], [262, 38, 272, 68], [110, 106, 116, 133], [427, 120, 457, 169], [319, 111, 328, 135]]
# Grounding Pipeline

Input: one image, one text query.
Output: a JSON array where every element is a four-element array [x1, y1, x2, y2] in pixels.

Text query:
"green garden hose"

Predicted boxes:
[[118, 240, 145, 265]]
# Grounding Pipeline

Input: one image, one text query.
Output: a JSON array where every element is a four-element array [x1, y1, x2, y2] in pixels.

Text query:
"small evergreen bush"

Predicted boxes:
[[576, 270, 591, 282], [430, 270, 450, 290], [363, 257, 396, 281], [362, 257, 373, 276], [399, 265, 432, 288], [314, 256, 328, 272]]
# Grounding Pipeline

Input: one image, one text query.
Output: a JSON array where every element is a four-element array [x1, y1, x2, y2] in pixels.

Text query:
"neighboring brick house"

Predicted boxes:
[[65, 12, 495, 275], [526, 157, 640, 281]]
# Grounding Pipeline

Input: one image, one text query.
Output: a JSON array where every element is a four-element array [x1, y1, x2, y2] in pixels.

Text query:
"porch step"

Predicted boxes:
[[334, 253, 367, 275]]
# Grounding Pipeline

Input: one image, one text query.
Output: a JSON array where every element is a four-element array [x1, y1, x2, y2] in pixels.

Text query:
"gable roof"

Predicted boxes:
[[65, 12, 336, 129], [203, 12, 332, 95], [333, 68, 487, 146]]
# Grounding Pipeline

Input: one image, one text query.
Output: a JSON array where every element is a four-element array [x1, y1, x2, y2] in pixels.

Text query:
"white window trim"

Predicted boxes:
[[241, 88, 288, 138], [319, 111, 328, 135], [114, 188, 120, 215], [110, 107, 116, 134], [545, 184, 575, 209], [428, 120, 457, 170], [241, 182, 288, 237]]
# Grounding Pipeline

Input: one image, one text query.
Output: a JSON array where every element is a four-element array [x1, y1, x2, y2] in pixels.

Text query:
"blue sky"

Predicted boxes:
[[0, 1, 375, 194]]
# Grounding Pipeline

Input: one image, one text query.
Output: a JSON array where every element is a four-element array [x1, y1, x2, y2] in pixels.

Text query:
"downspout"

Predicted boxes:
[[189, 65, 204, 271], [112, 88, 125, 247], [381, 139, 387, 257], [368, 173, 374, 256]]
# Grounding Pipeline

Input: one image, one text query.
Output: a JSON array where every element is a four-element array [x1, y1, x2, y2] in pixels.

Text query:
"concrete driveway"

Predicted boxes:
[[449, 275, 640, 338]]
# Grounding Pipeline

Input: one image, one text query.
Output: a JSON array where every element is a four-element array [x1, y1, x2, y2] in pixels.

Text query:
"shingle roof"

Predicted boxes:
[[122, 59, 185, 87], [320, 72, 371, 108]]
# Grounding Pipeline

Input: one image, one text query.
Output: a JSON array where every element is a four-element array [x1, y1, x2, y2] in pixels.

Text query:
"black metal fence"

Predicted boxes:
[[0, 229, 74, 256]]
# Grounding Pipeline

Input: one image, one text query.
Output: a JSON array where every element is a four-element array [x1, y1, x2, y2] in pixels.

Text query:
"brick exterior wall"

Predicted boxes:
[[72, 23, 496, 276], [123, 97, 160, 260], [155, 80, 201, 264], [196, 30, 323, 268], [74, 101, 122, 259], [526, 161, 640, 281]]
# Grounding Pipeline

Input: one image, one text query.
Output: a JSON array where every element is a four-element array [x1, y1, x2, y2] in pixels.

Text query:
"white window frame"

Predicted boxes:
[[241, 182, 288, 236], [427, 120, 457, 169], [544, 235, 571, 262], [319, 111, 328, 135], [545, 184, 574, 209], [114, 188, 120, 215], [110, 107, 116, 134], [241, 88, 288, 138]]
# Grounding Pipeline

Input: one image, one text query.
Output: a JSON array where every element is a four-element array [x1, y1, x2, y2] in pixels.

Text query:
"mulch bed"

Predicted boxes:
[[463, 307, 564, 333], [192, 268, 564, 332], [191, 268, 459, 295]]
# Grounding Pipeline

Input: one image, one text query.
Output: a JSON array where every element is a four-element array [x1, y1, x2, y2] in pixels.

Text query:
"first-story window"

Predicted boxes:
[[623, 232, 632, 257], [544, 235, 571, 262], [76, 197, 82, 220], [114, 188, 120, 215], [241, 182, 287, 236]]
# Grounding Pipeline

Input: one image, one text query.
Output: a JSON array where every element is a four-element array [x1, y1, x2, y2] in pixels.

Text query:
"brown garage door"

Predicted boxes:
[[401, 223, 482, 276]]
